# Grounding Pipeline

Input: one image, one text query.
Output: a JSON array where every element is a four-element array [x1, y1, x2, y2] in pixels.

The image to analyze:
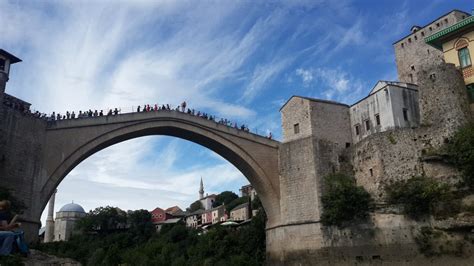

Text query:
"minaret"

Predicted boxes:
[[44, 189, 57, 243], [199, 177, 204, 199]]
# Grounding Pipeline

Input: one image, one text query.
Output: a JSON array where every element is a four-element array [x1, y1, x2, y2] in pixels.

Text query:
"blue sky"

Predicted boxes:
[[0, 0, 472, 223]]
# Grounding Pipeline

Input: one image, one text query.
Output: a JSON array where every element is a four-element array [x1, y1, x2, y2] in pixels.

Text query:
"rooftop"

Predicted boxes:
[[0, 49, 22, 64], [425, 15, 474, 49], [58, 202, 85, 213], [393, 9, 470, 44], [280, 95, 350, 112]]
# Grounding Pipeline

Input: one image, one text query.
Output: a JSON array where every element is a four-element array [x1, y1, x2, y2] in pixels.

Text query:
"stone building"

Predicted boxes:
[[229, 202, 250, 222], [53, 203, 86, 241], [239, 184, 257, 201], [185, 209, 204, 228], [393, 10, 469, 84], [211, 205, 226, 224], [350, 81, 420, 143], [201, 210, 212, 225], [425, 12, 474, 112]]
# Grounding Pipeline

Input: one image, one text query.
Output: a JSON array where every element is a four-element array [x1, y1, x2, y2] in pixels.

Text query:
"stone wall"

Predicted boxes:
[[417, 63, 471, 130], [0, 105, 47, 242], [280, 97, 312, 142], [393, 10, 468, 84]]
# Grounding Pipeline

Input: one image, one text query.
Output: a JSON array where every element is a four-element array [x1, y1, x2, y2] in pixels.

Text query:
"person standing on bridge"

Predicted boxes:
[[181, 101, 187, 112], [137, 105, 141, 112], [154, 104, 158, 111]]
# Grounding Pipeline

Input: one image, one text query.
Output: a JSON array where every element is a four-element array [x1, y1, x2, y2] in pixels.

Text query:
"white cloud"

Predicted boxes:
[[294, 67, 367, 104]]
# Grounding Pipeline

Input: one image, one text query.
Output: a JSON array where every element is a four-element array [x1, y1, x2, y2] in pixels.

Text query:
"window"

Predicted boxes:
[[429, 26, 432, 31], [436, 22, 440, 27], [421, 31, 425, 37], [365, 120, 370, 131], [375, 114, 380, 126], [355, 125, 360, 136], [444, 18, 448, 24], [403, 108, 409, 121], [408, 38, 411, 43], [0, 58, 5, 72], [414, 35, 417, 41], [369, 168, 373, 177], [411, 65, 415, 71], [293, 123, 300, 134], [409, 73, 414, 83], [458, 47, 472, 68], [401, 43, 404, 48]]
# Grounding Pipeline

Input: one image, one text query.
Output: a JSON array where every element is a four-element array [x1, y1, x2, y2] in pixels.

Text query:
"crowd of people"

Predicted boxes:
[[4, 99, 273, 139]]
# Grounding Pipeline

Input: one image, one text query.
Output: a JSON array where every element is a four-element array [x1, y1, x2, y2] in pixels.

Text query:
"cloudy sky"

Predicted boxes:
[[0, 0, 471, 223]]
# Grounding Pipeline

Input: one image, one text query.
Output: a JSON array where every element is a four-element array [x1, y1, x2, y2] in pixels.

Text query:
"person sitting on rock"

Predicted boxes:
[[0, 200, 20, 256]]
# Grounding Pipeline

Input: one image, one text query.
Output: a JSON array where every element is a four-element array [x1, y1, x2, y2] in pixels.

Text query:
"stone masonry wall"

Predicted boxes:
[[280, 97, 312, 142], [393, 10, 468, 84], [0, 106, 47, 242]]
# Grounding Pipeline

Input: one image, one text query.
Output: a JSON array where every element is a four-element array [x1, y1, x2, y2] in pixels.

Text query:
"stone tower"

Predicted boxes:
[[0, 49, 22, 123], [44, 190, 57, 243], [199, 177, 204, 200]]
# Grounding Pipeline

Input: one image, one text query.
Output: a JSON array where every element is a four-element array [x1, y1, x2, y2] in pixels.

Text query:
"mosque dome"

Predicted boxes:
[[58, 202, 85, 213]]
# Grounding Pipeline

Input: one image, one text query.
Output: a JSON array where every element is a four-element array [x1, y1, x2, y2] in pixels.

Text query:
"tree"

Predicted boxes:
[[446, 123, 474, 190], [321, 173, 373, 226], [226, 196, 249, 213], [76, 206, 127, 233], [187, 200, 204, 212], [127, 209, 154, 239], [212, 191, 238, 208], [385, 176, 453, 218]]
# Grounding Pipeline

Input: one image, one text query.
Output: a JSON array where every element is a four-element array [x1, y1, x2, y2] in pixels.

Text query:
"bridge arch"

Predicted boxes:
[[38, 111, 281, 226]]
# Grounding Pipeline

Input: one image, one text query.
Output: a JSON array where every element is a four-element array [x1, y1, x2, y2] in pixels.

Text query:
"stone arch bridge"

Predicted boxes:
[[38, 110, 281, 226]]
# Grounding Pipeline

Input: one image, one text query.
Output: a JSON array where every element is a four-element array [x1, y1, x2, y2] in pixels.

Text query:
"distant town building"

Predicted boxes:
[[230, 202, 251, 222], [54, 202, 86, 241], [186, 209, 204, 228], [201, 210, 212, 225], [151, 206, 186, 231], [239, 184, 257, 201], [425, 12, 474, 111], [211, 205, 226, 224], [165, 206, 186, 217]]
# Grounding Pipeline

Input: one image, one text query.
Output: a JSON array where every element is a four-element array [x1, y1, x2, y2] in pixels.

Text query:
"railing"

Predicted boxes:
[[33, 103, 271, 138]]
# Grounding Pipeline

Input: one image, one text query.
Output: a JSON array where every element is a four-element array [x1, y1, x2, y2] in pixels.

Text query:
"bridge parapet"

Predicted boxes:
[[46, 109, 279, 148]]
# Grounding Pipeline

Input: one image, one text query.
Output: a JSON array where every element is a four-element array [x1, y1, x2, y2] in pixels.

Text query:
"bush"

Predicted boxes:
[[385, 176, 454, 218], [446, 123, 474, 190], [321, 173, 373, 226]]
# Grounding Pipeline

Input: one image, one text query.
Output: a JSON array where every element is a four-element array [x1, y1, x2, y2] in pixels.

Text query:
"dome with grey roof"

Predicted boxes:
[[58, 203, 85, 213]]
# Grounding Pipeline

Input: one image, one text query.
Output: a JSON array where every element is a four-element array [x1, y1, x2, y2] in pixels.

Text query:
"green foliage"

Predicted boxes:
[[321, 173, 373, 226], [226, 196, 249, 213], [37, 205, 267, 265], [387, 133, 397, 144], [415, 227, 443, 257], [415, 227, 466, 257], [0, 186, 26, 214], [212, 191, 238, 208], [385, 176, 455, 219], [0, 254, 23, 265], [188, 200, 204, 212], [251, 195, 262, 210], [76, 206, 127, 233], [446, 123, 474, 190]]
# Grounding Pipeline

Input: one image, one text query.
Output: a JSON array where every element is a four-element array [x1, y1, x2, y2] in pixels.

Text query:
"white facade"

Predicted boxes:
[[200, 194, 216, 211], [54, 203, 86, 241], [350, 81, 420, 143]]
